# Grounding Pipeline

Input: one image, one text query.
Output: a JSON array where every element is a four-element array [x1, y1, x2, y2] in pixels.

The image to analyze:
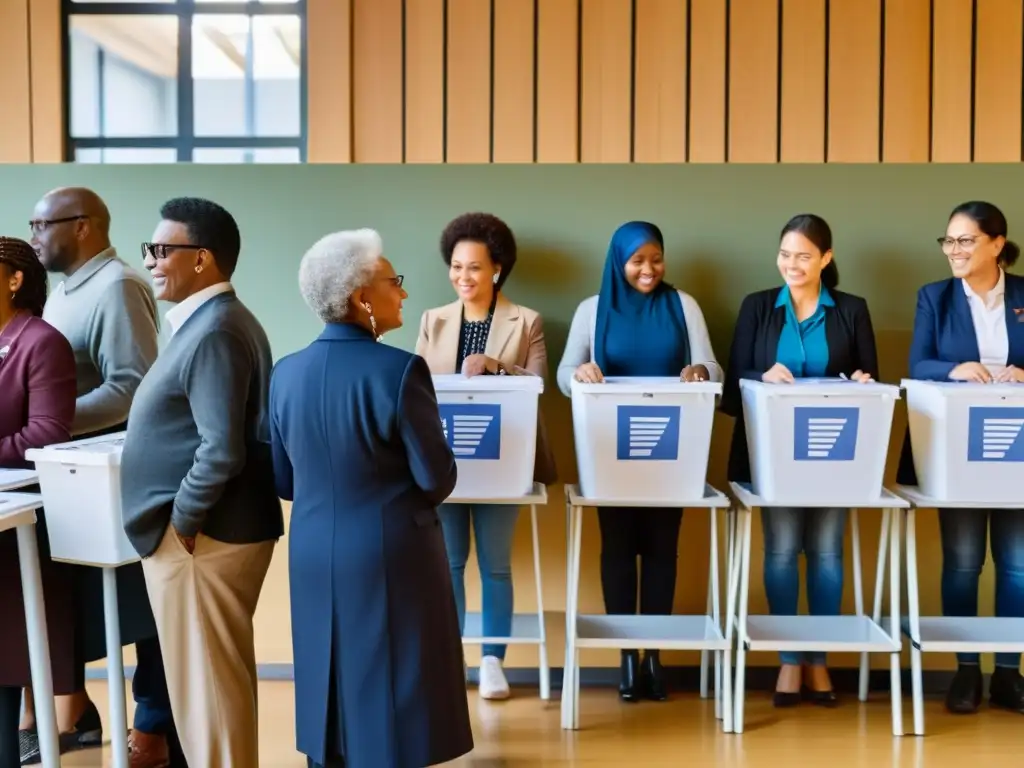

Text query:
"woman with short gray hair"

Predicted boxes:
[[270, 229, 474, 768]]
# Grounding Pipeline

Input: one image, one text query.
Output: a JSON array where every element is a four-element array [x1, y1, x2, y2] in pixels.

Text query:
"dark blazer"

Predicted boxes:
[[0, 314, 82, 692], [897, 273, 1024, 484], [722, 286, 880, 483], [269, 322, 472, 768]]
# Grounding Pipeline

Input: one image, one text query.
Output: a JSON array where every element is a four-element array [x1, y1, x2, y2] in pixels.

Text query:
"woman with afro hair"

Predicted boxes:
[[416, 212, 557, 701]]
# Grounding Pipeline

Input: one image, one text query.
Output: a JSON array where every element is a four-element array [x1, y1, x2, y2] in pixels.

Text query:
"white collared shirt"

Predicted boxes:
[[963, 270, 1008, 376], [165, 282, 233, 336]]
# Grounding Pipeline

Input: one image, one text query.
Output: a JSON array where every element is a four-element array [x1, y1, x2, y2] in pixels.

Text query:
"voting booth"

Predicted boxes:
[[432, 374, 543, 499], [570, 377, 720, 502], [25, 432, 137, 567], [903, 379, 1024, 503], [740, 378, 901, 503]]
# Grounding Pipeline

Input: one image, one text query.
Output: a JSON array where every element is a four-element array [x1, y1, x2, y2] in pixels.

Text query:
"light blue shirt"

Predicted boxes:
[[774, 285, 834, 377]]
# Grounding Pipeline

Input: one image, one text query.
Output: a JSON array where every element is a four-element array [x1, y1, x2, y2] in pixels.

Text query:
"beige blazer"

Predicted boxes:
[[416, 294, 558, 485]]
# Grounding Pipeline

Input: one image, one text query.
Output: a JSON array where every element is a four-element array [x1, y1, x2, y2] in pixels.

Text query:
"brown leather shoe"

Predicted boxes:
[[127, 730, 170, 768]]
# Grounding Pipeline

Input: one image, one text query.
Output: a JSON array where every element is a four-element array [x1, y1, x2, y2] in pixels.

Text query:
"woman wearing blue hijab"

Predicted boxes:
[[556, 221, 721, 702]]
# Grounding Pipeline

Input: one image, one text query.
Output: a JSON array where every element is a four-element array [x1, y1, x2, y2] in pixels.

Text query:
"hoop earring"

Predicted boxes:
[[362, 302, 381, 341]]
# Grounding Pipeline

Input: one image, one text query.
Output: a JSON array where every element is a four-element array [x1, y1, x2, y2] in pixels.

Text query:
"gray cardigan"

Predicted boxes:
[[556, 291, 722, 396]]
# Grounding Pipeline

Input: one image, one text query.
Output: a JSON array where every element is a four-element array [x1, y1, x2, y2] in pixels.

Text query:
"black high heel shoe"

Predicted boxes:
[[619, 649, 641, 702], [640, 650, 668, 701]]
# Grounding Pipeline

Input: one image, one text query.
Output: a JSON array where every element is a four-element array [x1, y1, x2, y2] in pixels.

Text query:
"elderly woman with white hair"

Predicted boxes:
[[269, 229, 473, 768]]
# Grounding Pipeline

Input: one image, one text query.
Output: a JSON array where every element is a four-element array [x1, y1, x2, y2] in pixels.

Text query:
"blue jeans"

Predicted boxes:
[[940, 508, 1024, 669], [437, 503, 519, 660], [762, 507, 847, 666], [131, 636, 174, 734]]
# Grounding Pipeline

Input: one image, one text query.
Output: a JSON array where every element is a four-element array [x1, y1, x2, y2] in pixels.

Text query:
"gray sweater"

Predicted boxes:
[[556, 291, 723, 396], [120, 291, 284, 558], [42, 248, 159, 436]]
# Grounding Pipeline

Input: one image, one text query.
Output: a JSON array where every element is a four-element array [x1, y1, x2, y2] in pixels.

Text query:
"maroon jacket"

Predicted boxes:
[[0, 313, 76, 467]]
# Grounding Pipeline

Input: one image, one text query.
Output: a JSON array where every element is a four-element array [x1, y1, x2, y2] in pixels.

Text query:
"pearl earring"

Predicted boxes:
[[492, 273, 499, 284], [362, 302, 381, 341]]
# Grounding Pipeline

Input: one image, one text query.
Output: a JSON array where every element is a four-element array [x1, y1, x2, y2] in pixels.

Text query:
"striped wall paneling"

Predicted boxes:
[[307, 0, 1024, 163]]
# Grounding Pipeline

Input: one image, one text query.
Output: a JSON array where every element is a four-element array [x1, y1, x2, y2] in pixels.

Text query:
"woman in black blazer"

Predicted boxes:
[[721, 214, 879, 709]]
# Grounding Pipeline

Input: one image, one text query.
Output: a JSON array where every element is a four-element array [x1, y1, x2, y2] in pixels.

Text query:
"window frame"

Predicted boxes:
[[61, 0, 308, 162]]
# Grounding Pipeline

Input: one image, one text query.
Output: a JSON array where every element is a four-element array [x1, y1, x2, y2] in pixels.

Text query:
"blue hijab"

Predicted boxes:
[[593, 221, 691, 377]]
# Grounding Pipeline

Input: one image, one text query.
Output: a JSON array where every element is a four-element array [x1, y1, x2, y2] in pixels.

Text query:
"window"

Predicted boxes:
[[64, 1, 306, 163]]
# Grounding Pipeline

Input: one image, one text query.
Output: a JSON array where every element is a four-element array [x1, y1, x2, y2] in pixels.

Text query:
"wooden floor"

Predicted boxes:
[[62, 680, 1018, 766]]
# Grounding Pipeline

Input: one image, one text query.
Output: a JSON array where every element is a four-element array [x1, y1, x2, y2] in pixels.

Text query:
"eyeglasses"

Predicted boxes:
[[387, 275, 405, 287], [141, 242, 205, 261], [28, 215, 88, 235], [938, 235, 988, 253]]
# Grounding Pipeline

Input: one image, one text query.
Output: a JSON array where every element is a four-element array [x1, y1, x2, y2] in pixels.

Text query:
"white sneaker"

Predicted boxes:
[[478, 655, 511, 700]]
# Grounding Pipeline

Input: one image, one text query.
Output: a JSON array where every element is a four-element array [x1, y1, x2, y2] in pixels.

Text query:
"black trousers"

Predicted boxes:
[[0, 687, 21, 768], [597, 507, 683, 616]]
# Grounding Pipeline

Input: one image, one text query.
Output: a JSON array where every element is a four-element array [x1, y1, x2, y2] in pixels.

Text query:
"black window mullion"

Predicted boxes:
[[177, 6, 194, 161]]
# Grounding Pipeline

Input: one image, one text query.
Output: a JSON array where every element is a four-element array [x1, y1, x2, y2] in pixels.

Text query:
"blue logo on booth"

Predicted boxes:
[[793, 407, 859, 461], [967, 407, 1024, 462], [439, 403, 501, 460], [616, 405, 680, 461]]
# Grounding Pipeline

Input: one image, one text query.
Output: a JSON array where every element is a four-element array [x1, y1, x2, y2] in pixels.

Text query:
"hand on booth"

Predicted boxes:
[[573, 363, 604, 383], [996, 365, 1024, 383], [949, 362, 993, 383], [848, 370, 874, 383], [680, 364, 709, 382], [461, 354, 501, 377], [761, 363, 794, 384]]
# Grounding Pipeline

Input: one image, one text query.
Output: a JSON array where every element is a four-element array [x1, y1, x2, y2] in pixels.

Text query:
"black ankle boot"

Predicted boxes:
[[619, 650, 641, 702], [945, 664, 983, 714], [640, 650, 668, 701], [989, 667, 1024, 713]]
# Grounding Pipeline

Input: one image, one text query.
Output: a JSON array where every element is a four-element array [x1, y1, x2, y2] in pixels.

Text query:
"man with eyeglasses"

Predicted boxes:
[[24, 186, 184, 768]]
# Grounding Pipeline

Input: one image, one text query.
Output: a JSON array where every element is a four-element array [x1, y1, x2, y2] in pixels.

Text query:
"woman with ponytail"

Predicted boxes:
[[721, 214, 879, 709], [899, 200, 1024, 715], [0, 237, 78, 767]]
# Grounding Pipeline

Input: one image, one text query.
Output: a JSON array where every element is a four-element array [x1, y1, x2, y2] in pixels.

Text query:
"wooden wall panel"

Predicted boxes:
[[580, 0, 632, 163], [493, 0, 536, 162], [931, 0, 973, 162], [352, 0, 403, 162], [404, 0, 444, 163], [883, 0, 931, 162], [28, 0, 62, 162], [536, 0, 580, 162], [827, 0, 882, 162], [688, 0, 727, 163], [0, 0, 32, 163], [633, 0, 687, 163], [779, 0, 825, 162], [974, 0, 1024, 162], [728, 0, 779, 163], [446, 0, 492, 163], [17, 0, 1024, 166]]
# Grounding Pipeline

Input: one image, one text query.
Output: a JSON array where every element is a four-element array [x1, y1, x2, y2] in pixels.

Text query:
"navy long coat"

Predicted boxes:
[[269, 322, 473, 768]]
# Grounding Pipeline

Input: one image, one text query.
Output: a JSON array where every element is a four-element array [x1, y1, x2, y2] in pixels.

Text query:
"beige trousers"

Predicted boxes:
[[142, 526, 276, 768]]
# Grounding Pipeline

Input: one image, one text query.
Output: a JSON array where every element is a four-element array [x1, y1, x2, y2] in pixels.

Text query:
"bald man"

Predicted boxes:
[[21, 187, 182, 767]]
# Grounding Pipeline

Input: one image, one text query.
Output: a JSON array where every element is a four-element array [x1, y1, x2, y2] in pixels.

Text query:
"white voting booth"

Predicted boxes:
[[904, 379, 1024, 503], [571, 376, 719, 502], [431, 374, 552, 698], [25, 432, 137, 768], [740, 378, 899, 504], [730, 379, 907, 736], [898, 379, 1024, 735], [563, 377, 735, 731]]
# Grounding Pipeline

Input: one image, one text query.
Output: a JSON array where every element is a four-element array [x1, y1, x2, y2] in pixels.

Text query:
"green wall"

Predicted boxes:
[[2, 164, 1021, 371]]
